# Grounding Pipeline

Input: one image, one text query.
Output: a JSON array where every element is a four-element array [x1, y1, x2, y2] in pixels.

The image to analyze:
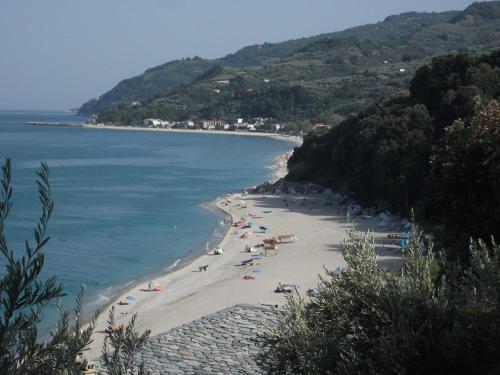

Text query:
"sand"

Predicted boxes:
[[82, 124, 303, 145], [85, 176, 404, 361]]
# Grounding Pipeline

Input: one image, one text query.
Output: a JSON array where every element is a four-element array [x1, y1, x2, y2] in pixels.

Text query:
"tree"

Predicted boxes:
[[287, 99, 433, 215], [427, 99, 500, 252], [0, 159, 94, 374], [101, 307, 151, 375], [0, 158, 154, 373], [257, 224, 500, 374]]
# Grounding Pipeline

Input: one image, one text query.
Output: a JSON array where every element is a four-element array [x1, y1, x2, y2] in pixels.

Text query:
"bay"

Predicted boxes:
[[0, 110, 293, 330]]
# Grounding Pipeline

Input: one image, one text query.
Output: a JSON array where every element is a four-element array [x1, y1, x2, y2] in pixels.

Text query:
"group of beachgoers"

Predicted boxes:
[[215, 196, 300, 292]]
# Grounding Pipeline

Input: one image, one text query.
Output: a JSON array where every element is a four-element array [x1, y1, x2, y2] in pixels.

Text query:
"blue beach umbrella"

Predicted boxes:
[[126, 296, 136, 302]]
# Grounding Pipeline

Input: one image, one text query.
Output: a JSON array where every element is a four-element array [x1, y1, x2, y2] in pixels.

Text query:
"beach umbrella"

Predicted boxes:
[[259, 226, 268, 231], [149, 281, 161, 291], [247, 221, 254, 226], [126, 296, 136, 302], [148, 281, 160, 290]]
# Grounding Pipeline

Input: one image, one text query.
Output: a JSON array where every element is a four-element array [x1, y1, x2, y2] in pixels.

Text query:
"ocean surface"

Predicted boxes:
[[0, 111, 293, 330]]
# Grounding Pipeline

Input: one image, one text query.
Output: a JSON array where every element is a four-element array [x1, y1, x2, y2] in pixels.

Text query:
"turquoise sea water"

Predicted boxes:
[[0, 111, 293, 329]]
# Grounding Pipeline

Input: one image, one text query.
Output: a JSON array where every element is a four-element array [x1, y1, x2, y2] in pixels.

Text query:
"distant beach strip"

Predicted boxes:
[[27, 121, 303, 146]]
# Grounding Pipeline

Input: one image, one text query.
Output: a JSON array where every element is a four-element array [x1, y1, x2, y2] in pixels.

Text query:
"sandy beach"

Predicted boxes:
[[81, 124, 303, 144], [84, 151, 404, 362]]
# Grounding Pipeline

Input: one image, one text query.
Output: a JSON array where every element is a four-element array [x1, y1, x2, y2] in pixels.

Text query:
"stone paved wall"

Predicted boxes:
[[136, 304, 279, 374]]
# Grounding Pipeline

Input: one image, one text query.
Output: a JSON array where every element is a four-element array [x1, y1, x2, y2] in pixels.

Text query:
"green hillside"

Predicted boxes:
[[79, 35, 325, 115], [91, 2, 500, 126], [80, 7, 460, 115]]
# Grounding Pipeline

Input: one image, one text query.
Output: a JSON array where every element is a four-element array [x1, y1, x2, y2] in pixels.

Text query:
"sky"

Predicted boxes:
[[0, 0, 475, 110]]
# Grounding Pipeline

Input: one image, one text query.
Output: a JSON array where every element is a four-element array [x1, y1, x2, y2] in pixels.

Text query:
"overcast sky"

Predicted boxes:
[[0, 0, 474, 110]]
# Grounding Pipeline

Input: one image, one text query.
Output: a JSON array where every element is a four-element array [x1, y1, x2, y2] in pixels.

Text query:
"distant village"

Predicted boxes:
[[142, 118, 283, 131], [90, 115, 331, 135]]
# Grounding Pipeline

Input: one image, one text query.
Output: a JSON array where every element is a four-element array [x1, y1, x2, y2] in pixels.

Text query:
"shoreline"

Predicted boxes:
[[29, 122, 303, 146], [84, 149, 404, 363], [82, 145, 295, 359], [81, 145, 293, 315], [27, 119, 302, 330], [82, 201, 231, 320]]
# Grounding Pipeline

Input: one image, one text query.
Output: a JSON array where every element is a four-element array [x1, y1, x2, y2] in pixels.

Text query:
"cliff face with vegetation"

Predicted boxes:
[[82, 2, 500, 126]]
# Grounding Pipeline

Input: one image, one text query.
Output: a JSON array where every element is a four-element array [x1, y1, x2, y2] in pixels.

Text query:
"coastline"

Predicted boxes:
[[83, 145, 296, 359], [82, 201, 231, 319], [81, 144, 295, 314], [31, 122, 303, 145], [84, 143, 404, 362], [30, 119, 302, 326]]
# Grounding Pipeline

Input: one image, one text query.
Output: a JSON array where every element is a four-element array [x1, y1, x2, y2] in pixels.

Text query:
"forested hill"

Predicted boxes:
[[79, 6, 461, 115], [91, 2, 500, 125], [287, 49, 500, 256]]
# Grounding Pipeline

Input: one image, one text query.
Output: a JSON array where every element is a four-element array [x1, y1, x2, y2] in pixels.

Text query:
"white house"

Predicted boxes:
[[143, 119, 171, 128]]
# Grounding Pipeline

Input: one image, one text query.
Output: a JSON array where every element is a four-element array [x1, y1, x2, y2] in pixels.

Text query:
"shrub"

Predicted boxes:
[[257, 224, 500, 374], [0, 159, 94, 374], [0, 159, 151, 374]]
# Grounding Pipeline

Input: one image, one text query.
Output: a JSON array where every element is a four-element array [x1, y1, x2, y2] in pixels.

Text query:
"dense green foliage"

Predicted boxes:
[[287, 50, 500, 253], [91, 2, 500, 125], [257, 225, 500, 374], [79, 57, 214, 115], [79, 35, 324, 115], [101, 307, 151, 375], [427, 100, 500, 249], [289, 99, 433, 211]]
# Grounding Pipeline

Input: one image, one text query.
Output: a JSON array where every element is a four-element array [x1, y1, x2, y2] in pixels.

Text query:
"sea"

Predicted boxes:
[[0, 110, 294, 331]]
